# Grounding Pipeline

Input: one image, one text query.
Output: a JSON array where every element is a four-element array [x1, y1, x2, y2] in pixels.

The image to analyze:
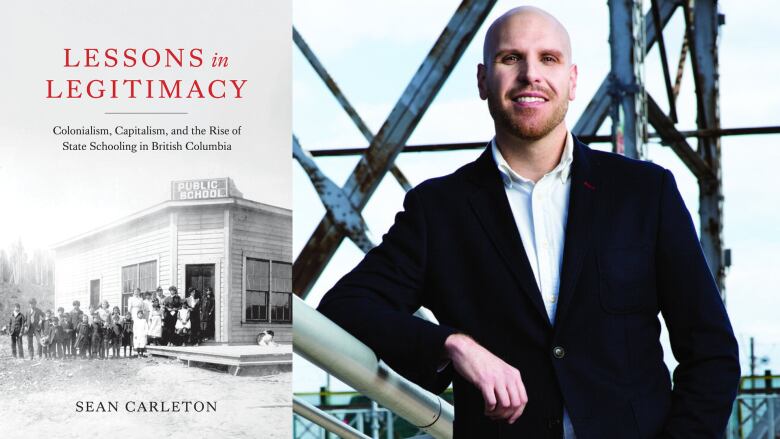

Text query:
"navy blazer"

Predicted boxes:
[[318, 138, 740, 438]]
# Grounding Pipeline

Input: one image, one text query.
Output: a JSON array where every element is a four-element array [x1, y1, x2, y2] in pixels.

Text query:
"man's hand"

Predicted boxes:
[[444, 333, 528, 424]]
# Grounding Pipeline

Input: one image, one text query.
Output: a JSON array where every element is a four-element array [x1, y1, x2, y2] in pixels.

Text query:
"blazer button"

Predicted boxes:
[[553, 346, 565, 359]]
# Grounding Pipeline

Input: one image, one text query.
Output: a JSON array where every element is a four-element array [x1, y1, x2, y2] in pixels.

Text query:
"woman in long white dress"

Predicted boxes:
[[147, 303, 163, 346], [128, 289, 144, 322], [132, 310, 148, 357]]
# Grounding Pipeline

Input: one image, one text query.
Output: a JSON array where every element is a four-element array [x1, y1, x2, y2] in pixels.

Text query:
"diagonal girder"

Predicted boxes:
[[574, 0, 679, 137], [647, 94, 712, 180], [293, 135, 375, 253], [651, 0, 679, 123], [293, 0, 498, 298], [294, 27, 414, 194], [293, 27, 375, 142]]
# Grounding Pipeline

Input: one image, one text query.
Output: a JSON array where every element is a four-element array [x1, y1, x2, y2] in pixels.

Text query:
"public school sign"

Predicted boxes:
[[171, 178, 230, 200]]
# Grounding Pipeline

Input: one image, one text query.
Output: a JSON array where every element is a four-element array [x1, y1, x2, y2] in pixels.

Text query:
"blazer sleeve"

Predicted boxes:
[[656, 170, 740, 437], [318, 187, 457, 393]]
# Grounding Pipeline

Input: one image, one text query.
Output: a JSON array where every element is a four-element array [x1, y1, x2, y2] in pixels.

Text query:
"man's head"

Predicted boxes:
[[14, 303, 20, 313], [72, 300, 80, 309], [478, 6, 577, 142], [29, 298, 37, 309]]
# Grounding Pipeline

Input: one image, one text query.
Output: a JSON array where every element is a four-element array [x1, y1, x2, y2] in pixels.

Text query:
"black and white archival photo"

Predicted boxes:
[[0, 1, 292, 437]]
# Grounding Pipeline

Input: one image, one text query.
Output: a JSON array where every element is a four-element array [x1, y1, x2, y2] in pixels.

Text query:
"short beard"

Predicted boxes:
[[486, 89, 568, 141]]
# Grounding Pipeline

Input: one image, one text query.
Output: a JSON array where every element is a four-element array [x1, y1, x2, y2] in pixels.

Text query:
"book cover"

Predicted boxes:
[[0, 1, 292, 437]]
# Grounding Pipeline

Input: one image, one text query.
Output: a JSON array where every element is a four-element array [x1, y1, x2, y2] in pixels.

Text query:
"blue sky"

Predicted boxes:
[[293, 0, 780, 392]]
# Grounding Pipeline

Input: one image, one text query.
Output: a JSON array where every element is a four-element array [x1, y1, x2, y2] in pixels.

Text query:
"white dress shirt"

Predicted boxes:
[[491, 131, 577, 439]]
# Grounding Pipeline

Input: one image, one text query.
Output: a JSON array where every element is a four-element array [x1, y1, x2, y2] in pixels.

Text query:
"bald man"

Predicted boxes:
[[319, 7, 739, 438]]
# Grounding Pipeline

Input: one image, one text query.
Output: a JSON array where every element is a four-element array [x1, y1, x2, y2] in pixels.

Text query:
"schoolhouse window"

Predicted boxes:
[[270, 262, 292, 323], [121, 260, 157, 314], [245, 258, 269, 322]]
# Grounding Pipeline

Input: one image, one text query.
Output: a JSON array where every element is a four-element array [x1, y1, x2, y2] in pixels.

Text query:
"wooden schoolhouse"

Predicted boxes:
[[52, 177, 292, 343]]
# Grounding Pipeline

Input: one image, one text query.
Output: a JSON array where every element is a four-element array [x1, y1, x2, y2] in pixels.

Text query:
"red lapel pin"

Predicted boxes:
[[583, 181, 596, 190]]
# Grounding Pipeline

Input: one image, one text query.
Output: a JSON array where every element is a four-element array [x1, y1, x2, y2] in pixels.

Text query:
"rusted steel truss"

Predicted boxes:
[[294, 0, 730, 298]]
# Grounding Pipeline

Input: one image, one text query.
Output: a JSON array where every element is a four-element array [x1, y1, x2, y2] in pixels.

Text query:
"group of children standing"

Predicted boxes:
[[7, 285, 212, 361]]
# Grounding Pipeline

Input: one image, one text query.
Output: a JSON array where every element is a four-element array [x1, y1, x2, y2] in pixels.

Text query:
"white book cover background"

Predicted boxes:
[[0, 1, 291, 437]]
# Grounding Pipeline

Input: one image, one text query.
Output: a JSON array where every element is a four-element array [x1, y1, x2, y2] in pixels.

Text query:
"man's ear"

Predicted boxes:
[[568, 63, 578, 101], [477, 64, 488, 100]]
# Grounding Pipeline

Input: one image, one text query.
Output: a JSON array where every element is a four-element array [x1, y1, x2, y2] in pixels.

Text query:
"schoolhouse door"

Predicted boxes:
[[185, 264, 215, 295]]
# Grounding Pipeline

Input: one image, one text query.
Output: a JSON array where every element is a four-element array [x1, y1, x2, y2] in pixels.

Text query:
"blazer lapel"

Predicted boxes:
[[554, 137, 600, 326], [466, 147, 551, 326]]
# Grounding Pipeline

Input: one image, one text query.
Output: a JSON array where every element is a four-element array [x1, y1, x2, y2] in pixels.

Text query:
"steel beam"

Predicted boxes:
[[690, 0, 726, 296], [673, 34, 689, 101], [574, 0, 678, 137], [647, 95, 712, 180], [293, 135, 375, 253], [294, 0, 497, 298], [306, 124, 780, 157], [651, 0, 678, 122], [607, 0, 647, 158], [294, 27, 412, 193]]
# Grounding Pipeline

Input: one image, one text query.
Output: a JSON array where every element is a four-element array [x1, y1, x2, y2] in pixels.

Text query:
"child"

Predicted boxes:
[[61, 312, 73, 359], [55, 308, 66, 358], [8, 303, 25, 359], [121, 313, 134, 357], [90, 314, 104, 360], [69, 301, 84, 356], [102, 315, 113, 359], [147, 303, 163, 346], [41, 313, 55, 359], [176, 302, 191, 346], [52, 317, 65, 359], [41, 309, 54, 360], [97, 300, 110, 325], [74, 314, 90, 359], [133, 310, 148, 358], [56, 307, 66, 326], [42, 310, 53, 333], [109, 314, 123, 358]]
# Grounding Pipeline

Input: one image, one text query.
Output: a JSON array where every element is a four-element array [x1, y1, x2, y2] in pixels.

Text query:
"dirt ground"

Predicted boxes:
[[0, 335, 291, 438]]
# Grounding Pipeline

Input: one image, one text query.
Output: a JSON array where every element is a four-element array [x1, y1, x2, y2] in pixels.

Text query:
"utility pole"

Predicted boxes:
[[750, 337, 756, 379]]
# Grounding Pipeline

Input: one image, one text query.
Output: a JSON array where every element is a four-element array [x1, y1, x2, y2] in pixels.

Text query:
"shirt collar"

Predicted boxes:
[[491, 131, 574, 188]]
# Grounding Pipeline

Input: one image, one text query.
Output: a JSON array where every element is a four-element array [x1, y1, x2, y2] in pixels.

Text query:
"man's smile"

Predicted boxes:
[[510, 91, 549, 108]]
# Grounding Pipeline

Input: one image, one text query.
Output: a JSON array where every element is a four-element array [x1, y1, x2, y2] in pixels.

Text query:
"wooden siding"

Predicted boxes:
[[54, 212, 170, 312], [54, 202, 292, 345], [175, 206, 226, 339], [229, 205, 293, 343]]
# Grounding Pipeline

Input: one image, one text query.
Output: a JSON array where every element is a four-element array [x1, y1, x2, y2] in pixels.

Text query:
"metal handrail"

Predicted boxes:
[[294, 396, 372, 439], [293, 296, 454, 439]]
